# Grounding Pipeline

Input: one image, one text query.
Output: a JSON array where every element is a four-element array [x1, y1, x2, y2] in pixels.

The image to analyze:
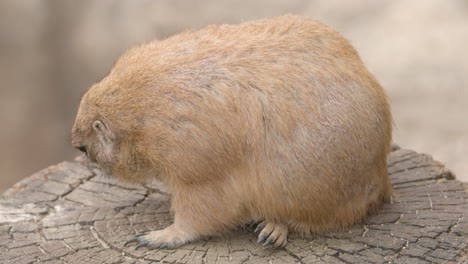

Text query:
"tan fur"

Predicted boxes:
[[72, 15, 392, 248]]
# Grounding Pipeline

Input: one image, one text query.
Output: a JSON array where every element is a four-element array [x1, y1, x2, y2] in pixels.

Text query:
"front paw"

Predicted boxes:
[[124, 225, 190, 250]]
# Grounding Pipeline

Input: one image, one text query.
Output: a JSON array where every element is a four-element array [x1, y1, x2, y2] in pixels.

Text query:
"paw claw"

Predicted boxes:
[[262, 236, 274, 247], [135, 241, 151, 250], [254, 225, 262, 233], [254, 221, 265, 233], [135, 232, 149, 237], [124, 236, 140, 246], [280, 239, 288, 248], [159, 242, 170, 249], [257, 233, 267, 243]]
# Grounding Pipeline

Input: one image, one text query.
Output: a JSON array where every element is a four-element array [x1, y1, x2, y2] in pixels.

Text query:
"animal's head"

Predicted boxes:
[[71, 83, 119, 175], [71, 40, 205, 182], [71, 54, 161, 182]]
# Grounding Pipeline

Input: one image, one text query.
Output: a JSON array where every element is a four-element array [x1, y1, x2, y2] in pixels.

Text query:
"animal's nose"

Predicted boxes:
[[76, 146, 87, 154]]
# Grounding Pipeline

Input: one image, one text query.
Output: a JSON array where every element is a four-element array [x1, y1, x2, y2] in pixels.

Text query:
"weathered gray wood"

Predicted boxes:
[[0, 148, 467, 263]]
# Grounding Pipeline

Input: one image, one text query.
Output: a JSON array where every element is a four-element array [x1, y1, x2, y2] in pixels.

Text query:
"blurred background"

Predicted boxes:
[[1, 0, 467, 193]]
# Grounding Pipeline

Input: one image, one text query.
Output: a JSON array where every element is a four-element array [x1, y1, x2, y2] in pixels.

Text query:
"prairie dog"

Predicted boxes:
[[71, 15, 392, 249]]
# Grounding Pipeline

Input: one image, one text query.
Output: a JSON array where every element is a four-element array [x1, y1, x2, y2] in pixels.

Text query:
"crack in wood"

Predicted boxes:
[[90, 226, 110, 249]]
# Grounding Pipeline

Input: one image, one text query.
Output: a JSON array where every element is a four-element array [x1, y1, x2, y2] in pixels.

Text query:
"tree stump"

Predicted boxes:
[[0, 148, 466, 264]]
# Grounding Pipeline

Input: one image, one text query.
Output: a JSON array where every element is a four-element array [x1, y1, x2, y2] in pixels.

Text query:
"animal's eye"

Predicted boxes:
[[77, 146, 87, 155]]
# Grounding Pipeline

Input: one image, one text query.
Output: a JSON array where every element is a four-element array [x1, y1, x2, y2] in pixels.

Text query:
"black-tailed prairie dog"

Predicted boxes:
[[71, 15, 392, 249]]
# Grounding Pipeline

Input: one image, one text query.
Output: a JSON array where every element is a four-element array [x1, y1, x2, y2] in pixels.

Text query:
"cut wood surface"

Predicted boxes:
[[0, 148, 467, 263]]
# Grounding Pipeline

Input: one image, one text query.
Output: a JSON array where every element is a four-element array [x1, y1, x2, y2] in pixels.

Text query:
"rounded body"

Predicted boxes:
[[72, 15, 392, 246]]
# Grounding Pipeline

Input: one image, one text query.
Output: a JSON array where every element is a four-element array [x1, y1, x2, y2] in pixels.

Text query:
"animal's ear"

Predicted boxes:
[[92, 120, 106, 133], [92, 120, 116, 141]]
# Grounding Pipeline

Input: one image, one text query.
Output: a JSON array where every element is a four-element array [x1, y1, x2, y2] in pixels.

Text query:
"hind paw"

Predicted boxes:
[[255, 220, 288, 248]]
